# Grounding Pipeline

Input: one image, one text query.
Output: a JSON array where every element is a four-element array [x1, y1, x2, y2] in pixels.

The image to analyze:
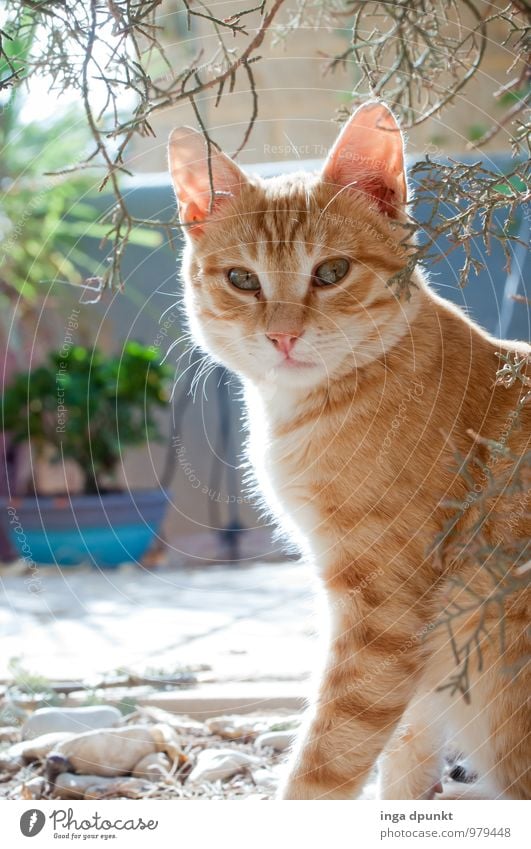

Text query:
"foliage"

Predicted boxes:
[[7, 657, 57, 702], [1, 341, 173, 493], [1, 129, 106, 302], [0, 0, 283, 290], [428, 352, 531, 697], [388, 157, 530, 297], [0, 17, 99, 300], [432, 438, 530, 700], [0, 12, 161, 302]]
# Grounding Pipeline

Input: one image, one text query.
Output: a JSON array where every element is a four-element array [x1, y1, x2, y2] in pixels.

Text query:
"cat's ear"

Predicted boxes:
[[168, 127, 247, 237], [322, 102, 407, 217]]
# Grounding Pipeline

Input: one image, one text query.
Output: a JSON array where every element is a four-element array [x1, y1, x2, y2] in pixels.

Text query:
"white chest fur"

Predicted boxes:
[[243, 383, 325, 557]]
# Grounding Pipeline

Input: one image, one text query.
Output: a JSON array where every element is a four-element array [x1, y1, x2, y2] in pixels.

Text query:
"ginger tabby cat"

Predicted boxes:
[[168, 103, 530, 800]]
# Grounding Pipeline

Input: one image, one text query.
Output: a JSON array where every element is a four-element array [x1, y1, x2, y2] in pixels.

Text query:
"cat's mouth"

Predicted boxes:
[[277, 356, 316, 370]]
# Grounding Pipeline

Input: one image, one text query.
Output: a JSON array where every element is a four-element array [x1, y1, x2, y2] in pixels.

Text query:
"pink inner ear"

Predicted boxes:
[[322, 103, 407, 217], [172, 163, 224, 232], [180, 200, 205, 228], [178, 173, 218, 231], [168, 127, 247, 236], [348, 173, 400, 216]]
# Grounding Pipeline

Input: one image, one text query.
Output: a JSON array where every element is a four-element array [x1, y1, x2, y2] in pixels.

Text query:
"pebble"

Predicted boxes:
[[132, 752, 172, 780], [187, 748, 260, 783], [22, 706, 122, 740], [8, 731, 75, 762], [255, 730, 296, 752], [51, 723, 181, 778], [53, 772, 149, 800], [206, 715, 268, 741], [0, 726, 20, 744], [53, 773, 112, 800], [0, 753, 24, 773], [137, 706, 207, 735], [20, 777, 46, 800], [252, 767, 282, 787], [85, 777, 150, 800], [267, 715, 300, 731]]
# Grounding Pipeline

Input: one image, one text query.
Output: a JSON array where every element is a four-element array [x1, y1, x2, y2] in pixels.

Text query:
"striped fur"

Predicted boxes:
[[168, 104, 530, 799]]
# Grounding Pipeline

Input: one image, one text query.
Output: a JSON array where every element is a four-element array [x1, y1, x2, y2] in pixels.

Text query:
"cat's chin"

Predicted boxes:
[[253, 360, 330, 396], [274, 365, 322, 389], [275, 357, 318, 372]]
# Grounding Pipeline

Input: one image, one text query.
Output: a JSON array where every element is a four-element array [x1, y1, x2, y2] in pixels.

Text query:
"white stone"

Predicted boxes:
[[187, 748, 260, 783], [255, 730, 296, 752], [8, 731, 76, 762], [22, 706, 122, 740], [252, 768, 279, 787]]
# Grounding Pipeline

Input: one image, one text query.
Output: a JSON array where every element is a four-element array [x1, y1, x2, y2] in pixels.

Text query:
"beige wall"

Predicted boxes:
[[130, 0, 518, 174]]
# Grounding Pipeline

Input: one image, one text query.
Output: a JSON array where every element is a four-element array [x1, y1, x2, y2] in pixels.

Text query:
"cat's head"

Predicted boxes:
[[168, 102, 417, 393]]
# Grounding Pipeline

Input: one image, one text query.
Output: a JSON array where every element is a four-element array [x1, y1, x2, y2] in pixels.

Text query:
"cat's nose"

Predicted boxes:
[[266, 331, 301, 357]]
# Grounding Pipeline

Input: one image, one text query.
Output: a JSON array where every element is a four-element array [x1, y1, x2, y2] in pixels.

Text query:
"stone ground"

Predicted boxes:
[[0, 560, 321, 800], [0, 559, 316, 687], [0, 708, 300, 800]]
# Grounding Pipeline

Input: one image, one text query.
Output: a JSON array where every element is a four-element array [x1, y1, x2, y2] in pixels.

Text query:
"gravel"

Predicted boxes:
[[0, 707, 298, 801]]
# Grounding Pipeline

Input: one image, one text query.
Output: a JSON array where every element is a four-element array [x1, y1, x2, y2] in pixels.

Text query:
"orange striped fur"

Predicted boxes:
[[168, 103, 530, 800]]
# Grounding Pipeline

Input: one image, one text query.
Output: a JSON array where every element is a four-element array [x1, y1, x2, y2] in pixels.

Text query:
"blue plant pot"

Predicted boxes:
[[0, 489, 168, 568]]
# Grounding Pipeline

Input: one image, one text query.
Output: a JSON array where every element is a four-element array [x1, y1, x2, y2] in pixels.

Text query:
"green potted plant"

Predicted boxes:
[[0, 341, 173, 568]]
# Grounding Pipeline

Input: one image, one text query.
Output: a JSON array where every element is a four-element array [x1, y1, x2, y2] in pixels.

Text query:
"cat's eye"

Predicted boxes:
[[227, 267, 260, 292], [313, 258, 350, 287]]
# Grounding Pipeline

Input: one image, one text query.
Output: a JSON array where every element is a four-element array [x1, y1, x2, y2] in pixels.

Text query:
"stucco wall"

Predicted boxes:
[[129, 0, 518, 175]]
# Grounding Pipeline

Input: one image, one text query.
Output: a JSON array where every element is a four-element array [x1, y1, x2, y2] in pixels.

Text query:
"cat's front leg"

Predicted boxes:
[[278, 600, 428, 800]]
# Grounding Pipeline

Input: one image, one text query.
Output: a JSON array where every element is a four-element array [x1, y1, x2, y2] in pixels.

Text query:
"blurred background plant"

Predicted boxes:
[[1, 341, 173, 494], [0, 8, 161, 305], [0, 109, 106, 303], [0, 16, 101, 302]]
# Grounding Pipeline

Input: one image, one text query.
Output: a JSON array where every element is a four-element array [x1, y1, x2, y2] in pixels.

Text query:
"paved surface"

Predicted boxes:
[[0, 560, 317, 685]]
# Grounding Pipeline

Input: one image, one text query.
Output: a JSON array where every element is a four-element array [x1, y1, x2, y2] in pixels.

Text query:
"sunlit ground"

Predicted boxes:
[[0, 561, 315, 686]]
